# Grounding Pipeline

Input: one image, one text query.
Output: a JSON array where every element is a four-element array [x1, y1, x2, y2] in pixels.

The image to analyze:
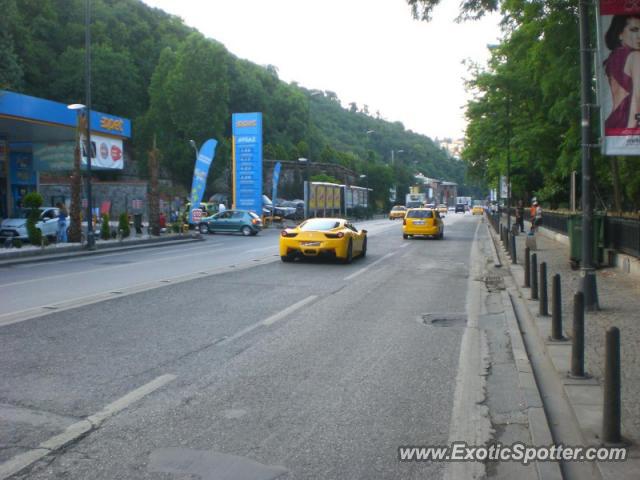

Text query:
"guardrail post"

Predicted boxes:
[[510, 232, 517, 264], [602, 327, 622, 444], [571, 292, 585, 377], [551, 274, 563, 340], [539, 262, 548, 316], [531, 253, 538, 300], [524, 247, 531, 288]]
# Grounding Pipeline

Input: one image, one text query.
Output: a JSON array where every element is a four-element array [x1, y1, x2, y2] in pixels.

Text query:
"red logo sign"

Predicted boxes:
[[110, 145, 122, 162]]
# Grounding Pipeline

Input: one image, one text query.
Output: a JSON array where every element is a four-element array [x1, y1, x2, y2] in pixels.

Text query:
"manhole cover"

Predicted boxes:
[[421, 313, 466, 327]]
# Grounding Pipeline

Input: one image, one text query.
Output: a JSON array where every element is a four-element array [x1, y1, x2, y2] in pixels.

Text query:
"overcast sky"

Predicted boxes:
[[141, 0, 502, 140]]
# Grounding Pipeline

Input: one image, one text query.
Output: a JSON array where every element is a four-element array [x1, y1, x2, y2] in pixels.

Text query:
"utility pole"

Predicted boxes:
[[579, 0, 598, 310]]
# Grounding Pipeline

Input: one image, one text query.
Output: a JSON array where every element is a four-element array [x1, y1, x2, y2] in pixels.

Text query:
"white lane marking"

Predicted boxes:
[[400, 242, 410, 248], [148, 243, 223, 256], [262, 295, 318, 326], [219, 295, 319, 345], [0, 374, 176, 480], [85, 374, 176, 425], [245, 246, 277, 253], [344, 252, 394, 281]]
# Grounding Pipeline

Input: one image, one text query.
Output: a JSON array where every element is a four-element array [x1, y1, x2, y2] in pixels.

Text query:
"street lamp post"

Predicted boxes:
[[298, 157, 310, 218], [360, 174, 369, 211], [578, 0, 598, 310], [390, 149, 404, 165]]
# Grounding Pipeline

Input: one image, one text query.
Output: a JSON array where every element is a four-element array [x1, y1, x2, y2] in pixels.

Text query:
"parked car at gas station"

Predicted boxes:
[[0, 207, 60, 241]]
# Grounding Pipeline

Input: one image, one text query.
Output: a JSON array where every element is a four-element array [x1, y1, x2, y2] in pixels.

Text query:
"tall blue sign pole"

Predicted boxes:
[[189, 139, 217, 223], [232, 113, 262, 214]]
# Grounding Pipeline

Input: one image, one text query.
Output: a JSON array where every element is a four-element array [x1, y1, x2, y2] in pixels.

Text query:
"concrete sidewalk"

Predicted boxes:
[[492, 218, 640, 478]]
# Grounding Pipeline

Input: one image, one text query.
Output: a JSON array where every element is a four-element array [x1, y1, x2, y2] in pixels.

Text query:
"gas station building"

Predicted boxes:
[[0, 90, 131, 218]]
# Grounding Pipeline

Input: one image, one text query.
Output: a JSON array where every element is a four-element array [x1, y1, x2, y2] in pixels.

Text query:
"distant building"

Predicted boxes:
[[436, 138, 465, 159]]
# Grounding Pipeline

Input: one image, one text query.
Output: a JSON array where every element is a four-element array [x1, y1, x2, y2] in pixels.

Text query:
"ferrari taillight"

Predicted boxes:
[[403, 219, 407, 225], [281, 230, 289, 237], [324, 232, 344, 239]]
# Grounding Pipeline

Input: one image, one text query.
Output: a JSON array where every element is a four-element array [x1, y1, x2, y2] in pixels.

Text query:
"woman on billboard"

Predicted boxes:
[[603, 15, 640, 129]]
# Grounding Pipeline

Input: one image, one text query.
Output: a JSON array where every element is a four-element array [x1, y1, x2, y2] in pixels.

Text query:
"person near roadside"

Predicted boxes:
[[515, 200, 525, 233], [218, 202, 226, 213], [530, 201, 543, 233], [56, 202, 68, 243], [603, 15, 640, 130]]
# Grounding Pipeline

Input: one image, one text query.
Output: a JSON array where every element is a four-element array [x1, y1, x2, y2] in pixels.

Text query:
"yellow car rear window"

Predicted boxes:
[[407, 210, 433, 219]]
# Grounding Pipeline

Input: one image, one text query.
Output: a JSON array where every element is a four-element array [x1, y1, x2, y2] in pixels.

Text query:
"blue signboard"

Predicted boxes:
[[232, 112, 263, 214], [10, 151, 36, 185], [188, 139, 218, 223]]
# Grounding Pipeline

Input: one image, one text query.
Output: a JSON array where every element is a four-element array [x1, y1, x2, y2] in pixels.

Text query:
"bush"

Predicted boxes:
[[100, 214, 111, 240], [118, 213, 130, 238], [12, 238, 22, 248], [23, 192, 44, 245]]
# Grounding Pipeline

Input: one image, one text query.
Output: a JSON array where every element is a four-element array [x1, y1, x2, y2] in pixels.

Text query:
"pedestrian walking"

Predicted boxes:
[[515, 200, 525, 233], [530, 201, 543, 233], [56, 202, 68, 243]]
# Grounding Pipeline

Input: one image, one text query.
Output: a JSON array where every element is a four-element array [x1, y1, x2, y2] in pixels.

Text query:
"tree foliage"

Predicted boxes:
[[408, 0, 640, 210], [7, 0, 466, 209]]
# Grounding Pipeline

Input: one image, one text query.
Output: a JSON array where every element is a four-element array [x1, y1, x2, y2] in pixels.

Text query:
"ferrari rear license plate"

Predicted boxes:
[[301, 241, 321, 246], [413, 221, 425, 225]]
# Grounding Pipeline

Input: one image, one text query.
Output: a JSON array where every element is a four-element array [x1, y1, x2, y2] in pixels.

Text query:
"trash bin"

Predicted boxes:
[[568, 213, 604, 268], [134, 213, 143, 234]]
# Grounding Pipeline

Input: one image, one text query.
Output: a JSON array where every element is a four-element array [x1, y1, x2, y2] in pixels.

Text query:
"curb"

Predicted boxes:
[[0, 235, 203, 268], [491, 222, 640, 479], [500, 289, 562, 480]]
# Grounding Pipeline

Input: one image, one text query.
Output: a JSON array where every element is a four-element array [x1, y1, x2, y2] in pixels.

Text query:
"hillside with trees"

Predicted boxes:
[[1, 0, 468, 209]]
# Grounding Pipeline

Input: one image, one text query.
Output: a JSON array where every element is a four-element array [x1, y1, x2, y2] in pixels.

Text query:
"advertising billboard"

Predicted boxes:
[[597, 1, 640, 155], [80, 134, 124, 169], [232, 113, 263, 214]]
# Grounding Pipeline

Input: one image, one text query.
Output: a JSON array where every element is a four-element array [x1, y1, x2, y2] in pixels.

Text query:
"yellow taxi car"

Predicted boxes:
[[280, 217, 367, 263], [402, 208, 444, 239], [388, 205, 407, 220], [472, 205, 484, 215]]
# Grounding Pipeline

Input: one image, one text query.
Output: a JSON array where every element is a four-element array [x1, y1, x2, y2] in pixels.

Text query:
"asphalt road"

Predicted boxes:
[[0, 213, 495, 479]]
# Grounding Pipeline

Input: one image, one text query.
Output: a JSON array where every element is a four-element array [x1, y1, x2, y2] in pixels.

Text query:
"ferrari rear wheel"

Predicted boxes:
[[361, 237, 367, 258], [403, 234, 409, 239], [343, 240, 353, 264], [281, 255, 293, 263]]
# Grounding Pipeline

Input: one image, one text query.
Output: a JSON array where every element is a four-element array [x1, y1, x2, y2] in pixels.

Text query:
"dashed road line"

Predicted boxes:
[[344, 252, 394, 281], [0, 374, 176, 480]]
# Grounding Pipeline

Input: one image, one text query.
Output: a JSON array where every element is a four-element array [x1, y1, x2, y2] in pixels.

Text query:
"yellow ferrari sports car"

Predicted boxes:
[[280, 217, 367, 263]]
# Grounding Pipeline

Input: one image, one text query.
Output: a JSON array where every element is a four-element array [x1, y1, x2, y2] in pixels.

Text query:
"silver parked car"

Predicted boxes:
[[0, 207, 60, 241]]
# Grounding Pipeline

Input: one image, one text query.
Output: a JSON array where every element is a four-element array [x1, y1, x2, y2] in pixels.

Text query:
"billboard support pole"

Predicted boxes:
[[579, 0, 599, 310]]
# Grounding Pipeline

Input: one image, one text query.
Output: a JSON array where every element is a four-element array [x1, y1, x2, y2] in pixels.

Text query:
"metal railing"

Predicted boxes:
[[540, 211, 569, 235], [605, 216, 640, 258]]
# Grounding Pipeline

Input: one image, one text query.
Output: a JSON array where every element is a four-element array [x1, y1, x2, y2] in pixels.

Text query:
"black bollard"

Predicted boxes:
[[531, 254, 538, 300], [602, 327, 622, 444], [551, 274, 563, 340], [524, 247, 531, 288], [511, 232, 517, 264], [571, 292, 585, 377], [539, 262, 548, 316]]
